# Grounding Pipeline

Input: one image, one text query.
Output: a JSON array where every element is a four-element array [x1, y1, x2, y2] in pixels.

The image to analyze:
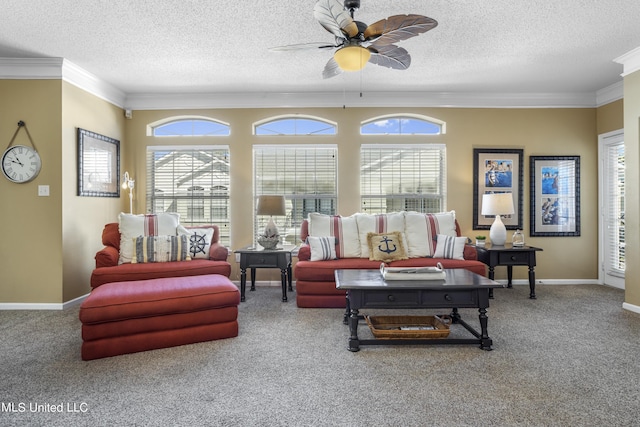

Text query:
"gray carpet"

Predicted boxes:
[[1, 284, 639, 427]]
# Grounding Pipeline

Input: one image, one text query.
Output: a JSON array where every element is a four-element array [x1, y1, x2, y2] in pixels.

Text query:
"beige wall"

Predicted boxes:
[[623, 73, 640, 307], [0, 80, 125, 304], [0, 77, 627, 303], [129, 106, 601, 283]]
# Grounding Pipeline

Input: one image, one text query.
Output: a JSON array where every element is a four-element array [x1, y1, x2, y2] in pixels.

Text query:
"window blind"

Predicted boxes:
[[253, 145, 337, 244], [146, 146, 231, 245], [603, 140, 625, 277], [360, 144, 446, 213]]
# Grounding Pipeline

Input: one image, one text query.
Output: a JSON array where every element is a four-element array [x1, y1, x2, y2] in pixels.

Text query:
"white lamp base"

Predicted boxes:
[[489, 215, 507, 246]]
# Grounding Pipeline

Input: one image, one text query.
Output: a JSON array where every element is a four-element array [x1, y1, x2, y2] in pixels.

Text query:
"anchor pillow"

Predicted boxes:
[[367, 231, 408, 263]]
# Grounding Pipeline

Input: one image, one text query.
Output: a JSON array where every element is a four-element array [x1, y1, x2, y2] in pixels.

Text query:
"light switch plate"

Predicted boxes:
[[38, 185, 50, 196]]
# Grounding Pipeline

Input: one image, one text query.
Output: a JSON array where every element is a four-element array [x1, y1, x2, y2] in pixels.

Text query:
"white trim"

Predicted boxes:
[[0, 57, 126, 108], [124, 91, 600, 110], [615, 46, 640, 77], [0, 293, 88, 311], [622, 302, 640, 314], [596, 81, 624, 106], [500, 279, 601, 286]]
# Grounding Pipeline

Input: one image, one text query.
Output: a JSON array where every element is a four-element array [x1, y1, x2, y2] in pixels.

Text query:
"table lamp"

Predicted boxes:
[[256, 195, 286, 249], [481, 193, 514, 246]]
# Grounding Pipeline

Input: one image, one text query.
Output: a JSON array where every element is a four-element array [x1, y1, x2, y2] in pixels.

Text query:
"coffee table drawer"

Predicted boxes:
[[422, 290, 477, 306], [362, 291, 421, 307]]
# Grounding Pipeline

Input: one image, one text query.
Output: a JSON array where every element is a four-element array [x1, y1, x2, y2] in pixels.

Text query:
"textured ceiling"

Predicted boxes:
[[0, 0, 638, 98]]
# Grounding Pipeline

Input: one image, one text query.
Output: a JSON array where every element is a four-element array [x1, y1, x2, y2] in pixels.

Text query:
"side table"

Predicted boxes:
[[476, 244, 543, 299], [234, 246, 294, 302]]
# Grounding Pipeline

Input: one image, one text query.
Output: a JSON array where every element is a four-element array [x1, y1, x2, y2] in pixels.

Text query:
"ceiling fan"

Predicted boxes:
[[270, 0, 438, 79]]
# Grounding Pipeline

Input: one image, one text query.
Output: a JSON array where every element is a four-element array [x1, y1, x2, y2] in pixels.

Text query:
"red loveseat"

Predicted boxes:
[[90, 223, 231, 289], [294, 213, 486, 308]]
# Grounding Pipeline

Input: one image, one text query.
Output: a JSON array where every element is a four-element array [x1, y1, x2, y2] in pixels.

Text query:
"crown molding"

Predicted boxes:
[[0, 57, 126, 108], [615, 46, 640, 77], [0, 57, 622, 110], [124, 90, 599, 110]]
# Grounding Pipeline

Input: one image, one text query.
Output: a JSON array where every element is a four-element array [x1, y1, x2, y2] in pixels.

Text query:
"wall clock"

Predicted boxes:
[[2, 145, 42, 183], [2, 121, 42, 183]]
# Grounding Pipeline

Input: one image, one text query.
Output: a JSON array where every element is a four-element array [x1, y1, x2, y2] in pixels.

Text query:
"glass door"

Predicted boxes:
[[599, 130, 625, 289]]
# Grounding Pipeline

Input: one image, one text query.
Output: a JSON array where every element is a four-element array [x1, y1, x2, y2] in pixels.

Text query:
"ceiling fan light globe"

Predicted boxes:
[[334, 45, 370, 71]]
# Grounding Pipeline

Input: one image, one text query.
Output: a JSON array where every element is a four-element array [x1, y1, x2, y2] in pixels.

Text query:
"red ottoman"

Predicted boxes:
[[79, 274, 240, 360]]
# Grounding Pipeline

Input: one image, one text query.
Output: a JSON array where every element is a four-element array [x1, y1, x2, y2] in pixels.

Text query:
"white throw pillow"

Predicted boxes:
[[131, 235, 191, 263], [433, 234, 467, 260], [178, 226, 214, 259], [118, 212, 181, 264], [307, 213, 361, 258], [307, 236, 338, 261], [404, 211, 457, 258]]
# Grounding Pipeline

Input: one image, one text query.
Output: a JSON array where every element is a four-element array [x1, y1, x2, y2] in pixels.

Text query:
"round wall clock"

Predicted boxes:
[[1, 145, 42, 183]]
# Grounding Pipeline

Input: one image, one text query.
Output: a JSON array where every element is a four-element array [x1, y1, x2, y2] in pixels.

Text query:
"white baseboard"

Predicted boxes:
[[498, 279, 601, 285], [622, 302, 640, 314], [0, 293, 89, 311]]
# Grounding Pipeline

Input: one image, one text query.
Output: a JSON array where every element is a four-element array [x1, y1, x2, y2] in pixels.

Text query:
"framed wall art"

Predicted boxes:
[[473, 148, 524, 230], [529, 155, 580, 236], [77, 128, 120, 197]]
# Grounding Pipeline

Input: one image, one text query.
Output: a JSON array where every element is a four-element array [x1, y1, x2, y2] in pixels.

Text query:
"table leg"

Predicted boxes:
[[280, 268, 288, 302], [528, 266, 537, 299], [507, 266, 513, 288], [348, 308, 360, 352], [240, 267, 247, 302], [343, 294, 350, 325], [287, 262, 293, 291], [478, 307, 493, 351], [488, 266, 495, 299], [250, 268, 256, 291]]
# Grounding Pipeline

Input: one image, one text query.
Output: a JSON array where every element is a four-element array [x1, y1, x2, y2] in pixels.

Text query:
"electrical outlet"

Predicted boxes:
[[235, 253, 241, 263]]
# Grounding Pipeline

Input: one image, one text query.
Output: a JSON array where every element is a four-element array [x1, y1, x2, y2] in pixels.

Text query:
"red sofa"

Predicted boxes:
[[90, 223, 231, 288], [294, 214, 486, 308]]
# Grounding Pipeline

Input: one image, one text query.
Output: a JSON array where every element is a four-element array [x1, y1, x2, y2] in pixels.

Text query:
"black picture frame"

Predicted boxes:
[[77, 128, 120, 197], [473, 148, 524, 230], [529, 155, 580, 236]]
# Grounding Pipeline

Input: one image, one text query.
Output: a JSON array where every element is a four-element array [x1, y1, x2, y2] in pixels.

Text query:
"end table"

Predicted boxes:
[[234, 245, 295, 302], [476, 244, 543, 299]]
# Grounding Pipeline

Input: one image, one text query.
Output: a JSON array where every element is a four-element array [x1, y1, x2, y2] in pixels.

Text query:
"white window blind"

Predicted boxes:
[[253, 145, 337, 244], [360, 144, 446, 213], [603, 140, 625, 276], [146, 146, 230, 245]]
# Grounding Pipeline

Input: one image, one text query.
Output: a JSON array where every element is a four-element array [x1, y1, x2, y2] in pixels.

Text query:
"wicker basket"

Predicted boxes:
[[365, 315, 451, 339]]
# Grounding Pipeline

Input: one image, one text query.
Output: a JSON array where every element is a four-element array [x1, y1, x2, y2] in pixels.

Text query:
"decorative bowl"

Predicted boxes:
[[257, 236, 280, 250]]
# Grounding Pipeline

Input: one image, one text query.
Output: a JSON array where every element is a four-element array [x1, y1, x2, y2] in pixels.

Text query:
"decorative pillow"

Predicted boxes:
[[178, 226, 214, 259], [307, 236, 338, 261], [308, 213, 361, 258], [404, 211, 457, 258], [433, 234, 467, 260], [367, 231, 408, 263], [355, 212, 406, 259], [118, 212, 181, 264], [131, 235, 191, 263]]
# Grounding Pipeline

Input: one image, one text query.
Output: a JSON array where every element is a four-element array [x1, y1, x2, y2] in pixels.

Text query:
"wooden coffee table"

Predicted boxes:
[[335, 268, 503, 351]]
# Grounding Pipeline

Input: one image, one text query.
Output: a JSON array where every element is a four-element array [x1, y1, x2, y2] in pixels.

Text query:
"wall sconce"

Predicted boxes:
[[122, 171, 135, 214]]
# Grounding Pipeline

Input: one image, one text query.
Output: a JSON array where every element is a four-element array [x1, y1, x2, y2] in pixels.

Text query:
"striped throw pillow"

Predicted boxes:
[[433, 234, 467, 260], [307, 236, 337, 261], [131, 235, 191, 263]]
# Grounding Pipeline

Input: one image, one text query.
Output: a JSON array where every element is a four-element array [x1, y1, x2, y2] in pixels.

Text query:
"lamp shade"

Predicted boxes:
[[257, 195, 286, 216], [481, 193, 514, 216], [333, 45, 371, 71]]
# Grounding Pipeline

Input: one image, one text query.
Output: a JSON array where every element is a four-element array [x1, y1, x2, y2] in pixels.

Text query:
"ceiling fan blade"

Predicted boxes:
[[269, 42, 338, 52], [368, 45, 411, 70], [314, 0, 359, 40], [364, 14, 438, 46], [322, 57, 343, 79]]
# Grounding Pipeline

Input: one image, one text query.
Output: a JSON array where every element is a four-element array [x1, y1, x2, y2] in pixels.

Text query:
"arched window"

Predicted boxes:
[[254, 115, 336, 135], [149, 117, 230, 136], [361, 115, 444, 135]]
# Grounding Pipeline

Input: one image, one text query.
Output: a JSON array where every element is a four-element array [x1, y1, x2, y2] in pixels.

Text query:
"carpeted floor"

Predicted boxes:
[[1, 283, 639, 426]]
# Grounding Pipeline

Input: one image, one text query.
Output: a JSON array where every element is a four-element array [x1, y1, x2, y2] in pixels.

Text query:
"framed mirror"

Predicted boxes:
[[77, 128, 120, 197]]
